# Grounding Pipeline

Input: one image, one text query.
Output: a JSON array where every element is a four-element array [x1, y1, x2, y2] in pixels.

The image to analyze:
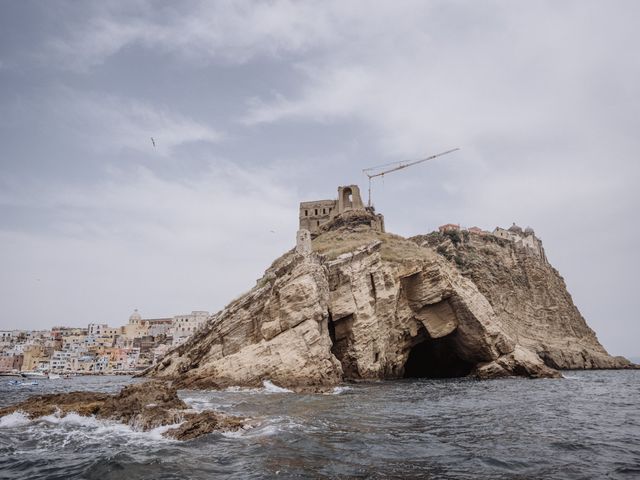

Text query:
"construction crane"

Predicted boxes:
[[362, 148, 460, 207]]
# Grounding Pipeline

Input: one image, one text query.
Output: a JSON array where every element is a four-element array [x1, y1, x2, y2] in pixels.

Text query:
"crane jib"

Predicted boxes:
[[363, 148, 460, 206]]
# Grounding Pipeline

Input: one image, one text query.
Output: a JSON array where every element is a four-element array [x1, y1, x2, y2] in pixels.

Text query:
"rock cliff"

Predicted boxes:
[[413, 229, 630, 370], [145, 211, 629, 390]]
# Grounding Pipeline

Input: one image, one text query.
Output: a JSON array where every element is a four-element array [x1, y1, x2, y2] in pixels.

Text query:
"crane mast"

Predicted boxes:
[[362, 148, 460, 207]]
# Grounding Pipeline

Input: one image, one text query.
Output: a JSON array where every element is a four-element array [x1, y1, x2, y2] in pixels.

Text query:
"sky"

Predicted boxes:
[[0, 1, 638, 358]]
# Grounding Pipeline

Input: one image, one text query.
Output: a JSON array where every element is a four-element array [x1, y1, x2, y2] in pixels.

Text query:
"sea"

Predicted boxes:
[[0, 371, 638, 479]]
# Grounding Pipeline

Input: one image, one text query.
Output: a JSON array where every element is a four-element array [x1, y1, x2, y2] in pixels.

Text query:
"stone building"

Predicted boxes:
[[0, 352, 23, 372], [21, 344, 49, 372], [438, 223, 460, 233], [171, 311, 210, 347], [493, 223, 548, 263], [299, 185, 384, 235], [467, 226, 487, 235]]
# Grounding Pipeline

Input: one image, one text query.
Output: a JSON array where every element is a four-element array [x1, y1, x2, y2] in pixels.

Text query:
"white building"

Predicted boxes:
[[171, 311, 209, 346], [50, 351, 78, 372], [493, 224, 547, 263]]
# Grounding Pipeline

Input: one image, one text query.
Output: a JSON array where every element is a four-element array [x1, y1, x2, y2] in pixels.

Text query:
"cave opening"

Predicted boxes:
[[403, 333, 474, 379], [327, 312, 359, 378], [328, 312, 336, 346]]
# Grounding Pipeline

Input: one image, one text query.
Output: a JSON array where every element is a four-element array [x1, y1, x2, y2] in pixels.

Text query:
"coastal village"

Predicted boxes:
[[0, 309, 209, 376]]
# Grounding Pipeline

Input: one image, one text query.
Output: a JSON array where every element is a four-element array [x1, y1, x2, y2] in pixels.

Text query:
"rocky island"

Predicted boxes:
[[146, 185, 631, 391], [1, 184, 632, 440]]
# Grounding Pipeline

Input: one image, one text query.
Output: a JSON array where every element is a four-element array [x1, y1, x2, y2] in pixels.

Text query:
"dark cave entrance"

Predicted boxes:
[[327, 311, 359, 378], [403, 333, 474, 379]]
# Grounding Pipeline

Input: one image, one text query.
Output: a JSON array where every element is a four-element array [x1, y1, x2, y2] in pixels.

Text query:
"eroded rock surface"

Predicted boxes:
[[0, 381, 247, 440], [144, 210, 631, 389], [414, 230, 632, 370]]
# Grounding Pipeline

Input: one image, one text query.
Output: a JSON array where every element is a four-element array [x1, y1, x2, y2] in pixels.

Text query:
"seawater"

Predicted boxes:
[[1, 371, 639, 479]]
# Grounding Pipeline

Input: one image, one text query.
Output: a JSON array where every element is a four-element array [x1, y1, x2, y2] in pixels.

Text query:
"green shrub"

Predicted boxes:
[[444, 229, 462, 245]]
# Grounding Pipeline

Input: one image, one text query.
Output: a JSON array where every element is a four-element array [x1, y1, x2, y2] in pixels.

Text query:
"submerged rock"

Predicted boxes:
[[0, 381, 247, 440], [144, 211, 630, 390]]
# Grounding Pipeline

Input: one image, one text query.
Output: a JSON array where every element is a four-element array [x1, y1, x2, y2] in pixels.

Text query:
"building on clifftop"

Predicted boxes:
[[493, 223, 548, 263], [299, 185, 385, 236]]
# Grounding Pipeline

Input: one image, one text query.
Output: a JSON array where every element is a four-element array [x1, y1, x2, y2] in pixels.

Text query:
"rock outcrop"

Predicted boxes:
[[145, 210, 629, 390], [413, 229, 631, 370], [0, 381, 247, 440]]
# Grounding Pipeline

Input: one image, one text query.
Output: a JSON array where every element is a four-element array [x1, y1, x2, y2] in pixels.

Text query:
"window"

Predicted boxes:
[[323, 208, 326, 214], [305, 210, 308, 216], [315, 209, 318, 215]]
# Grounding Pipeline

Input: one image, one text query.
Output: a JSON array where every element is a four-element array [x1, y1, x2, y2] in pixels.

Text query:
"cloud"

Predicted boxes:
[[0, 161, 298, 326], [49, 89, 222, 156], [46, 0, 351, 70], [242, 2, 640, 158]]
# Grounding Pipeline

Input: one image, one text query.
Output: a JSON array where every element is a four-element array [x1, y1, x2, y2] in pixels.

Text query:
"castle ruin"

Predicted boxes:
[[299, 185, 385, 236]]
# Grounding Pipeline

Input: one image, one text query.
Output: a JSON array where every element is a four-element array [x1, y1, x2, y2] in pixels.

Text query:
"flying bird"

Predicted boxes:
[[150, 137, 156, 149]]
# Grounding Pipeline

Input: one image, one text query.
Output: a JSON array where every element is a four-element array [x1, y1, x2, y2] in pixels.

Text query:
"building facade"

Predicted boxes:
[[299, 185, 384, 235]]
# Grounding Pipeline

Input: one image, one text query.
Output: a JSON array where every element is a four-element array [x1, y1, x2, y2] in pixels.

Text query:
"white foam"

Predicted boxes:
[[41, 411, 103, 427], [1, 408, 179, 446], [330, 386, 352, 395], [223, 386, 262, 393], [262, 380, 292, 393], [145, 422, 184, 440], [0, 411, 31, 428]]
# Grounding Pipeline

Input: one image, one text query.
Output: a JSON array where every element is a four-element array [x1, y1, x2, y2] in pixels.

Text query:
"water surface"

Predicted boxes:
[[1, 371, 638, 479]]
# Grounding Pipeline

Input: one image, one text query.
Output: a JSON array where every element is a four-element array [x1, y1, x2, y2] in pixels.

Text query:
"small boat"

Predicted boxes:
[[21, 371, 46, 378], [48, 373, 61, 380], [8, 380, 38, 386]]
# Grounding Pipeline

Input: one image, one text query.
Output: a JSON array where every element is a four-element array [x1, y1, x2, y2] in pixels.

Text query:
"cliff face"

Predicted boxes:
[[145, 211, 629, 390], [146, 212, 628, 389], [413, 230, 630, 370]]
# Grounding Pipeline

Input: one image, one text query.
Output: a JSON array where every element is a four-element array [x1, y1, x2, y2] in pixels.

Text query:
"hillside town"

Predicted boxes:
[[0, 310, 209, 375]]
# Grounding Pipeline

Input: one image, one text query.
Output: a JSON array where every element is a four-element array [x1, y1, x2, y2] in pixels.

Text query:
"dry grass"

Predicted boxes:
[[312, 226, 433, 263]]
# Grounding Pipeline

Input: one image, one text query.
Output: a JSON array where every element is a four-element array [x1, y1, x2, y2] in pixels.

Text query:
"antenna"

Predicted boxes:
[[362, 148, 460, 207]]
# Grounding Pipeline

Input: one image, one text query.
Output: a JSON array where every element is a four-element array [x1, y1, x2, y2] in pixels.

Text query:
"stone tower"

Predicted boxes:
[[299, 185, 381, 235]]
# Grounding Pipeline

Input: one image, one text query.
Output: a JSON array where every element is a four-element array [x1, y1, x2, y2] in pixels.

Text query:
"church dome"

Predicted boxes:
[[508, 223, 523, 234], [524, 227, 535, 236], [129, 309, 142, 323]]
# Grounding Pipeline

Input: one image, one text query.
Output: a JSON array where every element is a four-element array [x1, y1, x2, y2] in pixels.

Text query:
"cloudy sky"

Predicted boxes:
[[0, 1, 638, 358]]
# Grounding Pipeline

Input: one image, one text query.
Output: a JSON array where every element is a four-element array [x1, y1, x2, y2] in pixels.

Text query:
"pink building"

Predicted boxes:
[[0, 353, 23, 372]]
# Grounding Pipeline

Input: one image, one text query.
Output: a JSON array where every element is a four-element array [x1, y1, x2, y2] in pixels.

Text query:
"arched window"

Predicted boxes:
[[341, 187, 353, 209]]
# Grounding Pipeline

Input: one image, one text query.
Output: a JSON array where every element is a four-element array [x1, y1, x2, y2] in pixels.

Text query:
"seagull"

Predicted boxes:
[[150, 137, 156, 149]]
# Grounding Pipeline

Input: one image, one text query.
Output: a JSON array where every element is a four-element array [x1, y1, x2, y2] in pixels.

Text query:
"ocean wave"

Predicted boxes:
[[262, 380, 292, 393], [0, 411, 31, 428], [223, 386, 262, 393], [0, 409, 180, 446], [330, 386, 352, 395]]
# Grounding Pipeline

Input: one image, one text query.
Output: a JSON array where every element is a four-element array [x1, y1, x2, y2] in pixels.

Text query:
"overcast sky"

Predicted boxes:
[[0, 1, 638, 358]]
